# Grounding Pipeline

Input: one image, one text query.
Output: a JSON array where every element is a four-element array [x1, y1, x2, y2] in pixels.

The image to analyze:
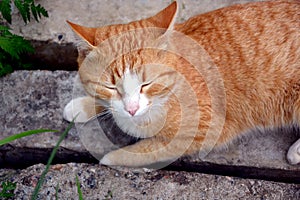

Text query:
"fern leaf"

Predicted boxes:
[[30, 3, 38, 21], [24, 0, 34, 3], [35, 4, 48, 18], [0, 60, 13, 77], [0, 34, 34, 59], [13, 0, 48, 23], [0, 0, 12, 24], [0, 25, 10, 32], [30, 3, 48, 22], [14, 0, 31, 23], [0, 36, 21, 59]]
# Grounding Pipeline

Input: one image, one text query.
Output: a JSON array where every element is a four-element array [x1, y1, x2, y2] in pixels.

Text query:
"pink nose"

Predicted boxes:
[[126, 103, 139, 116]]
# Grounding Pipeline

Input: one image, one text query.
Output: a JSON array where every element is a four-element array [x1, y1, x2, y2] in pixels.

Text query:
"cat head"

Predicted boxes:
[[67, 2, 179, 137]]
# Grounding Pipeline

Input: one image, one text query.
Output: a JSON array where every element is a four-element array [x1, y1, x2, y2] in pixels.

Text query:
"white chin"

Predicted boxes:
[[112, 105, 167, 139]]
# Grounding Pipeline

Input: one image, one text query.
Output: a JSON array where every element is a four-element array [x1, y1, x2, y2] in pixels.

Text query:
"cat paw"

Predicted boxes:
[[100, 150, 138, 167], [287, 138, 300, 165], [100, 151, 125, 166], [63, 97, 92, 123]]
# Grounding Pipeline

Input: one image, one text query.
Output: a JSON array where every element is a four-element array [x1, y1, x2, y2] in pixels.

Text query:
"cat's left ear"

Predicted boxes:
[[145, 1, 178, 50], [147, 1, 178, 32]]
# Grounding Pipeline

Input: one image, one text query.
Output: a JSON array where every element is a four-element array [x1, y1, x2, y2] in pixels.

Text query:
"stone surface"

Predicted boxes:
[[0, 71, 79, 149], [1, 163, 299, 199]]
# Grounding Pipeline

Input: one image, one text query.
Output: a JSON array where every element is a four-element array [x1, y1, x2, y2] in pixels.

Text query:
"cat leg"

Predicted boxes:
[[287, 138, 300, 165], [100, 136, 193, 167], [100, 117, 228, 167], [63, 96, 104, 123]]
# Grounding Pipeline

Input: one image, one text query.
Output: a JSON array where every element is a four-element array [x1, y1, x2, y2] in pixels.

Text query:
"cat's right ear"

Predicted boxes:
[[66, 20, 97, 47], [147, 1, 178, 32]]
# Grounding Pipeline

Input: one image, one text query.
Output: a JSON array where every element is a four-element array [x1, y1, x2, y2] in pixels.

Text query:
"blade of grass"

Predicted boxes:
[[76, 175, 84, 200], [31, 120, 75, 200], [55, 183, 59, 200], [0, 129, 58, 146]]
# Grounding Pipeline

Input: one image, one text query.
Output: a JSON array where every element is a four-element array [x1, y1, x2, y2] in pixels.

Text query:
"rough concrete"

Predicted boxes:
[[1, 163, 299, 199], [0, 71, 78, 149]]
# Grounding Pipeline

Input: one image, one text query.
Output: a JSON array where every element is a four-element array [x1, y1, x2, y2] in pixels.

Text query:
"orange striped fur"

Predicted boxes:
[[64, 0, 300, 167]]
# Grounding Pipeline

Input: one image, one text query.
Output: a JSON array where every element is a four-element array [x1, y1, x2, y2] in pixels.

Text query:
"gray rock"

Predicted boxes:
[[1, 163, 299, 199], [0, 71, 80, 150]]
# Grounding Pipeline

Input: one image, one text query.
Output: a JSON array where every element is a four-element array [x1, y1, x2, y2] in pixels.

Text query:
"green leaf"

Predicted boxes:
[[0, 61, 13, 77], [55, 183, 59, 200], [13, 0, 48, 23], [14, 0, 30, 23], [31, 4, 48, 22], [1, 181, 16, 191], [30, 3, 38, 21], [35, 4, 48, 18], [0, 35, 20, 59], [0, 0, 12, 24], [0, 129, 58, 146], [0, 181, 16, 198], [0, 33, 34, 59], [25, 0, 34, 3], [76, 175, 84, 200], [0, 25, 10, 31]]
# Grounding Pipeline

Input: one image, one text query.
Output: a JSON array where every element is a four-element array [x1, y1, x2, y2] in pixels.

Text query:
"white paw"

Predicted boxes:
[[99, 150, 131, 166], [287, 138, 300, 165], [63, 97, 90, 123]]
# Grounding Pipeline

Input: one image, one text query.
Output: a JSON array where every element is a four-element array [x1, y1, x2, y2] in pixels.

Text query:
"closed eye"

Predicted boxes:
[[104, 84, 123, 98], [104, 84, 117, 90], [140, 81, 153, 93], [141, 81, 152, 88]]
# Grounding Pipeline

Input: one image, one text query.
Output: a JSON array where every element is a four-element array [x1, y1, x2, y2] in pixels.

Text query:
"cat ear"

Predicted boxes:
[[147, 1, 178, 31], [66, 20, 97, 47], [146, 2, 178, 51]]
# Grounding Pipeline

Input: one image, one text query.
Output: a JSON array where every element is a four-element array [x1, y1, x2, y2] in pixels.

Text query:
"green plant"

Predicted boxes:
[[55, 183, 59, 200], [0, 129, 57, 146], [0, 129, 57, 199], [0, 129, 57, 198], [0, 181, 16, 198], [0, 0, 48, 77], [0, 122, 82, 199], [76, 175, 84, 200]]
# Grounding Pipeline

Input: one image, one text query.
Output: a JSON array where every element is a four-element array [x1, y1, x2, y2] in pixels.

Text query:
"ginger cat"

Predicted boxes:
[[64, 0, 300, 167]]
